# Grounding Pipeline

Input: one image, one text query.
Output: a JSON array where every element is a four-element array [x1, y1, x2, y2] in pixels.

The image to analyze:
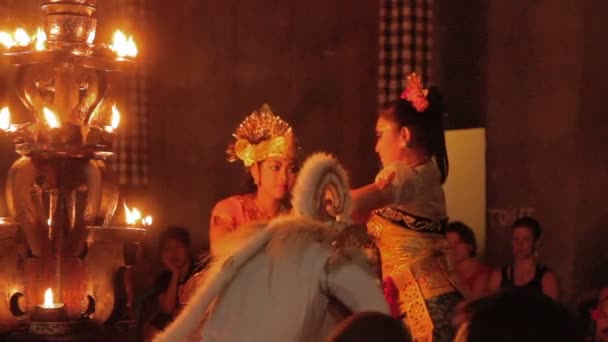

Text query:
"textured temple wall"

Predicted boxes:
[[434, 0, 608, 306], [569, 0, 608, 304], [143, 1, 380, 252], [432, 0, 487, 130], [484, 0, 584, 305], [436, 0, 608, 306]]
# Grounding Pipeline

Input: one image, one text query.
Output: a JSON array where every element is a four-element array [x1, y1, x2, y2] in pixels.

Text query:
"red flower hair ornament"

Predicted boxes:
[[400, 72, 429, 112]]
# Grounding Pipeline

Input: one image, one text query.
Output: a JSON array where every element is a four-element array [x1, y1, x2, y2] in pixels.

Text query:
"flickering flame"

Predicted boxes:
[[124, 203, 142, 225], [124, 203, 153, 227], [35, 28, 47, 51], [43, 288, 54, 308], [49, 25, 60, 36], [43, 107, 60, 128], [142, 216, 153, 227], [0, 28, 33, 49], [14, 28, 31, 46], [105, 104, 121, 133], [87, 29, 96, 44], [111, 105, 121, 129], [110, 30, 137, 58], [0, 32, 15, 49], [0, 107, 10, 131]]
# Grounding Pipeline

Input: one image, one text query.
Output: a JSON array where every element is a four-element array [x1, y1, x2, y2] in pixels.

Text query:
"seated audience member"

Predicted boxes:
[[488, 216, 560, 300], [446, 221, 492, 298], [455, 290, 577, 342], [138, 227, 204, 340]]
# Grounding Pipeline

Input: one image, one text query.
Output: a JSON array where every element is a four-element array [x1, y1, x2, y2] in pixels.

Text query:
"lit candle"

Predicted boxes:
[[42, 288, 61, 309], [104, 104, 121, 133], [35, 27, 47, 51], [142, 216, 153, 227], [31, 288, 67, 322], [0, 28, 34, 52], [0, 107, 11, 132], [43, 107, 60, 129], [109, 30, 138, 59], [40, 107, 64, 143], [0, 107, 22, 137], [124, 203, 153, 228]]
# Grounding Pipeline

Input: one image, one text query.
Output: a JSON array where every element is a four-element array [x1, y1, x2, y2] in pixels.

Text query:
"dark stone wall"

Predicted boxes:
[[434, 0, 608, 304], [143, 0, 380, 250]]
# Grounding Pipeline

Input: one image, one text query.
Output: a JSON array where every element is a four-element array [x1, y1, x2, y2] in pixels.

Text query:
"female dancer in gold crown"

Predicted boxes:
[[351, 73, 461, 341], [177, 104, 298, 308], [209, 104, 299, 256]]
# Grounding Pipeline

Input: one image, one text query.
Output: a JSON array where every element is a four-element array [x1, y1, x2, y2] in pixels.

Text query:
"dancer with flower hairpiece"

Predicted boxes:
[[351, 73, 461, 341]]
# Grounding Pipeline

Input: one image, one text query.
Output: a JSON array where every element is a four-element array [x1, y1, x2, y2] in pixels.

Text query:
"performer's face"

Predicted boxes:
[[511, 226, 536, 260], [375, 117, 406, 167], [447, 232, 472, 263], [254, 156, 298, 200]]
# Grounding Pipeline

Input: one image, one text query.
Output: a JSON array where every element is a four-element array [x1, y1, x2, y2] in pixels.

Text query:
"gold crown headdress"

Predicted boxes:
[[226, 104, 296, 167], [400, 72, 429, 112]]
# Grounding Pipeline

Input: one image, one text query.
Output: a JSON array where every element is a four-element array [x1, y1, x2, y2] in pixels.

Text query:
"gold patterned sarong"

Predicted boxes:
[[368, 210, 458, 342]]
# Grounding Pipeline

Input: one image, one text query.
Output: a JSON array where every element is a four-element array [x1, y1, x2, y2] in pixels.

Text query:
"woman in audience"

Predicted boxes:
[[446, 221, 491, 298], [138, 226, 204, 341], [488, 216, 560, 300]]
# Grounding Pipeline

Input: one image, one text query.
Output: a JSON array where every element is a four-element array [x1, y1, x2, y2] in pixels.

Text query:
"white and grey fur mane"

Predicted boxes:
[[292, 152, 353, 223], [154, 153, 353, 342]]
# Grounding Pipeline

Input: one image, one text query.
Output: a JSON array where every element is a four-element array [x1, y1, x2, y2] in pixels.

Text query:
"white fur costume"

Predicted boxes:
[[154, 154, 389, 342]]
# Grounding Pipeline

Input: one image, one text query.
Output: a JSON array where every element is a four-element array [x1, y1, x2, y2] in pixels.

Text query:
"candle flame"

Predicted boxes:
[[43, 107, 60, 128], [0, 32, 15, 49], [0, 107, 10, 131], [49, 25, 60, 36], [87, 29, 96, 44], [14, 28, 31, 46], [124, 203, 142, 225], [111, 105, 121, 129], [43, 288, 53, 308], [105, 104, 121, 133], [124, 203, 152, 227], [142, 216, 153, 226], [111, 30, 137, 58], [35, 28, 47, 51], [0, 28, 34, 49]]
